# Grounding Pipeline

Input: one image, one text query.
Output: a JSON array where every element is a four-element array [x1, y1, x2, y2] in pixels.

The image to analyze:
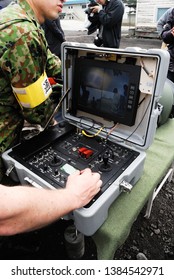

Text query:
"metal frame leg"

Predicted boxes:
[[144, 164, 174, 218]]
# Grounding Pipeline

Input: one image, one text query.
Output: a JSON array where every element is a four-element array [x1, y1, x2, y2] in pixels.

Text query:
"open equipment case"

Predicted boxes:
[[2, 43, 170, 236]]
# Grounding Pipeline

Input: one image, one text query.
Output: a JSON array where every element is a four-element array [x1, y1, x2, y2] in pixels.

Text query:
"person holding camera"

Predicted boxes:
[[87, 0, 124, 48]]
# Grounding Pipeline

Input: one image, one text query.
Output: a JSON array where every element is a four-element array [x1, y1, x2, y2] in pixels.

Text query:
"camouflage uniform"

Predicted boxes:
[[0, 0, 61, 181]]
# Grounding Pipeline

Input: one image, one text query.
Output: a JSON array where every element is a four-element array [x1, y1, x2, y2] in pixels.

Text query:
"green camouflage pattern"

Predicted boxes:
[[0, 0, 62, 181]]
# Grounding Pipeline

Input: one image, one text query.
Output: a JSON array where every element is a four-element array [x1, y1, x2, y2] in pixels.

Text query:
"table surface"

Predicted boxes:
[[92, 119, 174, 260]]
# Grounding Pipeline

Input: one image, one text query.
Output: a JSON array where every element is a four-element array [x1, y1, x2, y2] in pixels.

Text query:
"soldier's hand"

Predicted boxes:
[[65, 168, 102, 208]]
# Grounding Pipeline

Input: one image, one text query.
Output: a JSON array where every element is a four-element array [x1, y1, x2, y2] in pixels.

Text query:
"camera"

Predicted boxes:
[[93, 34, 103, 47], [84, 7, 91, 15], [84, 0, 98, 15]]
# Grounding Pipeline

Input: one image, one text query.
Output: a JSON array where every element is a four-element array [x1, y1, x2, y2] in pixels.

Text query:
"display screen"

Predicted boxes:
[[72, 57, 141, 126]]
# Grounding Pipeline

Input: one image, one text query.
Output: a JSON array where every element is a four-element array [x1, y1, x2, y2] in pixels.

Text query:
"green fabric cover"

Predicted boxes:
[[92, 119, 174, 260]]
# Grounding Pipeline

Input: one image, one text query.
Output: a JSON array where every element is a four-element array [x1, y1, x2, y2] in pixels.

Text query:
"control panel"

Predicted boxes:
[[8, 122, 139, 207], [2, 44, 169, 235]]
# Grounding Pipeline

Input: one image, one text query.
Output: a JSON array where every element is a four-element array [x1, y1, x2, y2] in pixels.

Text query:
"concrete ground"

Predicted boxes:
[[61, 19, 162, 50]]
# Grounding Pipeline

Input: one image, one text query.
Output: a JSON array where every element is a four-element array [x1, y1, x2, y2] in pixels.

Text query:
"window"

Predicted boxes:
[[157, 7, 170, 21]]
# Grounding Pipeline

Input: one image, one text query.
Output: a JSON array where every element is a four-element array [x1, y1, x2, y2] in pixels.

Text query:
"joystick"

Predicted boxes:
[[50, 155, 62, 166], [99, 153, 112, 172]]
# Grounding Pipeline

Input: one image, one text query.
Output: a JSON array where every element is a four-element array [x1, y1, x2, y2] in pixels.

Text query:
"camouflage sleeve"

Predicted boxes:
[[46, 47, 62, 78], [2, 28, 62, 126], [3, 28, 61, 87]]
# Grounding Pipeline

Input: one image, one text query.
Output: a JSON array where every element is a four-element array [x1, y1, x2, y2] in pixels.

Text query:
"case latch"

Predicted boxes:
[[119, 180, 133, 193]]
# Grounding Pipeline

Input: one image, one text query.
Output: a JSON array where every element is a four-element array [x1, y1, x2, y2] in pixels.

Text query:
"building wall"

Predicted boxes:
[[63, 1, 88, 21], [62, 1, 131, 24], [136, 0, 173, 28]]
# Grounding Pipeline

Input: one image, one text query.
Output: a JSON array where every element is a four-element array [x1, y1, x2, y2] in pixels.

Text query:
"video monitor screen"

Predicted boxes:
[[72, 57, 141, 126]]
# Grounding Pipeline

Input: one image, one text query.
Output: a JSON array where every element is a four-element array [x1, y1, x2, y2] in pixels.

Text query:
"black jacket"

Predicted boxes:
[[42, 18, 65, 58], [161, 8, 174, 73], [99, 0, 124, 48], [0, 0, 12, 9]]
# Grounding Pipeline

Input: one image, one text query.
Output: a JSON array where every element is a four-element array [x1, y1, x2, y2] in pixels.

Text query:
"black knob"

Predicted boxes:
[[103, 153, 109, 167], [53, 155, 60, 164], [43, 165, 48, 171]]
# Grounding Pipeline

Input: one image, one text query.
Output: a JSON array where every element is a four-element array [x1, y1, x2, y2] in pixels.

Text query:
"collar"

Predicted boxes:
[[18, 0, 38, 24]]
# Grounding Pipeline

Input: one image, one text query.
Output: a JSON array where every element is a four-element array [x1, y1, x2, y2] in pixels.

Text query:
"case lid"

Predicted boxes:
[[61, 42, 170, 151]]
